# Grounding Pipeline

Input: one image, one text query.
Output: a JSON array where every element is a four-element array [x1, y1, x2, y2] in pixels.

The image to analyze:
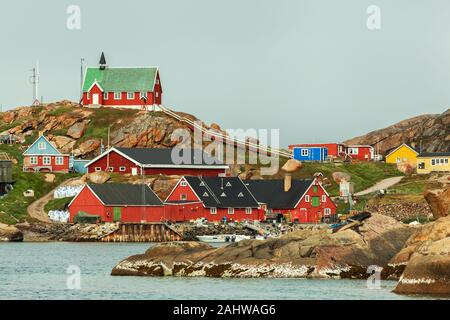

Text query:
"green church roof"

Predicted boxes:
[[82, 67, 158, 93]]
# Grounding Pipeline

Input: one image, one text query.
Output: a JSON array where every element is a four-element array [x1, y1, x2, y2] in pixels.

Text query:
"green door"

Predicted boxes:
[[113, 207, 122, 222], [312, 196, 320, 207]]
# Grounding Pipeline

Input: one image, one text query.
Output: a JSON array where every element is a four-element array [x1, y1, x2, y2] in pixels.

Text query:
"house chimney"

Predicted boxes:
[[284, 173, 292, 192]]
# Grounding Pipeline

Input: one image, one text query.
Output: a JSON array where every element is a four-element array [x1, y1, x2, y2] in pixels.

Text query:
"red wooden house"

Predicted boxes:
[[85, 147, 229, 177], [346, 145, 374, 161], [165, 176, 264, 222], [69, 184, 165, 223], [288, 143, 346, 159], [244, 178, 337, 224], [82, 53, 163, 110], [22, 135, 70, 173]]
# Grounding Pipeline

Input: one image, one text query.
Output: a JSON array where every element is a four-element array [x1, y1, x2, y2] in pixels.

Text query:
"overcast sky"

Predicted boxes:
[[0, 0, 449, 147]]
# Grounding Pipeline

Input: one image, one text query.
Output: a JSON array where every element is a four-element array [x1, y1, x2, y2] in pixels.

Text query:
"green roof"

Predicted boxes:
[[82, 67, 158, 92]]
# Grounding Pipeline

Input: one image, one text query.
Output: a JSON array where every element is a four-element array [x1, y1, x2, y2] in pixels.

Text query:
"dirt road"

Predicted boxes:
[[355, 176, 404, 196], [27, 178, 81, 223]]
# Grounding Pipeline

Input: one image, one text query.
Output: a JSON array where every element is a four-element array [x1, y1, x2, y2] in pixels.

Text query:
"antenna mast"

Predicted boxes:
[[80, 58, 85, 100], [30, 60, 41, 106]]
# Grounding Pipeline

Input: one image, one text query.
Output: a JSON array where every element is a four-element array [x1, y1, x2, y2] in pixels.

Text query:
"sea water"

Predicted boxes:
[[0, 243, 433, 300]]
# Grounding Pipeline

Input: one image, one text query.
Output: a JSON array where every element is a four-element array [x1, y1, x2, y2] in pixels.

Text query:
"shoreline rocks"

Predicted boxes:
[[0, 223, 23, 242], [111, 214, 415, 279]]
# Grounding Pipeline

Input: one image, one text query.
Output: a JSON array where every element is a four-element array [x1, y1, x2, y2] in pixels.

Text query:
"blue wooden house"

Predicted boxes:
[[293, 147, 328, 162]]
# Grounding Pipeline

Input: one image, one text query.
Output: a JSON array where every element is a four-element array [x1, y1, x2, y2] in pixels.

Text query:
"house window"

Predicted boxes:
[[418, 162, 425, 169], [127, 92, 135, 100], [103, 92, 108, 100], [349, 148, 359, 155], [95, 167, 102, 172], [30, 157, 37, 165], [322, 195, 327, 202], [106, 167, 114, 172], [180, 181, 187, 187], [203, 192, 209, 197], [140, 92, 148, 100], [305, 195, 310, 202], [55, 157, 64, 165], [180, 194, 187, 201], [119, 167, 126, 172], [301, 149, 309, 156], [324, 208, 331, 216], [156, 92, 159, 98], [246, 208, 252, 214], [87, 92, 90, 100], [43, 157, 51, 165], [210, 208, 217, 215], [228, 208, 234, 214], [114, 92, 121, 100], [38, 142, 46, 150]]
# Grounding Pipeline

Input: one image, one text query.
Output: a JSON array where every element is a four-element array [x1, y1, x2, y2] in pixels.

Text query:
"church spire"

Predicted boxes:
[[99, 52, 107, 70]]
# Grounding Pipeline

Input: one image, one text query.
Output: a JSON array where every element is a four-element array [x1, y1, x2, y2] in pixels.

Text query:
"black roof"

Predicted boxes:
[[183, 176, 259, 208], [115, 148, 225, 167], [99, 52, 106, 65], [243, 179, 314, 209], [88, 183, 163, 206], [418, 152, 450, 157]]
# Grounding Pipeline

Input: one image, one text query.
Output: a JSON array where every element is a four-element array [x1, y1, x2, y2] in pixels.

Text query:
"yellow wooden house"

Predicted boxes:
[[385, 143, 419, 165], [417, 152, 450, 174]]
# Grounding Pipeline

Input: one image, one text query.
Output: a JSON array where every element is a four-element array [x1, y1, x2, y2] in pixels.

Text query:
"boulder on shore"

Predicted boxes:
[[0, 223, 24, 242], [111, 213, 414, 279], [391, 215, 450, 295]]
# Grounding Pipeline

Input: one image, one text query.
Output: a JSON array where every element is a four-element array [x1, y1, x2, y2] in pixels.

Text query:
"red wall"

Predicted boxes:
[[87, 150, 227, 177], [69, 186, 165, 223], [347, 146, 373, 161], [267, 181, 337, 224], [23, 155, 70, 173]]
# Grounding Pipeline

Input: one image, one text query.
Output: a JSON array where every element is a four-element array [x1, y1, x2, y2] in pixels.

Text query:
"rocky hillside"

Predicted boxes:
[[0, 101, 228, 159], [344, 109, 450, 155]]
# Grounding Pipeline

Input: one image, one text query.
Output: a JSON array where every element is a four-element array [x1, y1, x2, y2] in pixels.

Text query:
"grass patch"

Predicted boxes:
[[46, 107, 73, 117], [389, 174, 429, 195], [44, 197, 73, 213]]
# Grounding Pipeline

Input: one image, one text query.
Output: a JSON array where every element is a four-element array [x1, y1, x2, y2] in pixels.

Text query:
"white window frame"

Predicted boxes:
[[55, 157, 64, 165], [87, 92, 90, 100], [119, 167, 126, 172], [38, 142, 46, 150], [228, 208, 234, 215], [180, 181, 187, 187], [30, 157, 38, 165], [245, 208, 252, 214], [43, 157, 51, 165], [210, 208, 217, 215], [301, 149, 309, 156], [324, 208, 331, 216], [95, 167, 102, 172], [156, 91, 159, 98], [305, 195, 310, 203], [127, 92, 135, 100], [140, 92, 148, 100], [349, 148, 359, 155], [180, 194, 187, 201], [103, 92, 109, 100], [322, 195, 326, 202], [114, 92, 121, 100], [106, 167, 114, 172]]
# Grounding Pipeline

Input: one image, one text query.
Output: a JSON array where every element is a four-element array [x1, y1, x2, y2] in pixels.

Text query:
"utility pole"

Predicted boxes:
[[80, 58, 85, 100]]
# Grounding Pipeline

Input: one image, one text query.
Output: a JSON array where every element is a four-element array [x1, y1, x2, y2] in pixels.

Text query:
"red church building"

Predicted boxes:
[[85, 147, 229, 177], [82, 53, 163, 110], [69, 184, 165, 223], [244, 178, 337, 224], [165, 176, 264, 222]]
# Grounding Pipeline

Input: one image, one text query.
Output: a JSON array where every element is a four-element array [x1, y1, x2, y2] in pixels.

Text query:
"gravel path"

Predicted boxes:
[[355, 176, 404, 196]]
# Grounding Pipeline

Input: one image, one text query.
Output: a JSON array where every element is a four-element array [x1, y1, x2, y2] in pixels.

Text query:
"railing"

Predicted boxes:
[[156, 104, 294, 159]]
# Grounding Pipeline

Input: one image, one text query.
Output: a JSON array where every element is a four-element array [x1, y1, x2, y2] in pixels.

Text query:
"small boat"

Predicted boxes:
[[197, 234, 251, 243]]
